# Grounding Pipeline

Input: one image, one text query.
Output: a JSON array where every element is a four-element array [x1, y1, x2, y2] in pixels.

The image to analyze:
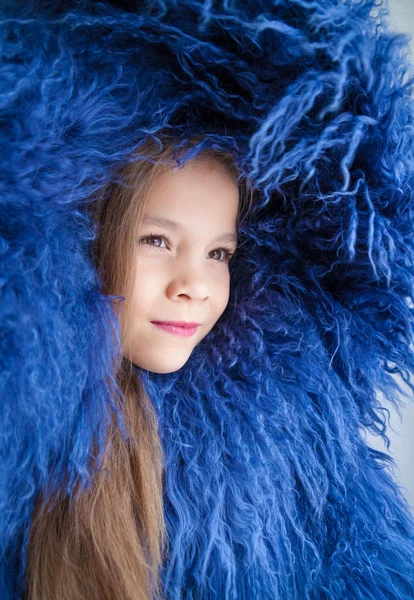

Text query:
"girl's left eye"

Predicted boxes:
[[139, 233, 235, 263]]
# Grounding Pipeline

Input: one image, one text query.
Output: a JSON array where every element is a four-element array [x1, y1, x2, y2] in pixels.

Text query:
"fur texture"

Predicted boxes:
[[1, 0, 414, 597]]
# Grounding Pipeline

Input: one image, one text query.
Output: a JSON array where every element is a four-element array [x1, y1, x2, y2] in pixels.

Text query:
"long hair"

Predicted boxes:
[[23, 133, 254, 600]]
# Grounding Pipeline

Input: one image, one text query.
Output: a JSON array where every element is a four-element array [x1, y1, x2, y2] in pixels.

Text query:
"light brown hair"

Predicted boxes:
[[24, 132, 254, 600]]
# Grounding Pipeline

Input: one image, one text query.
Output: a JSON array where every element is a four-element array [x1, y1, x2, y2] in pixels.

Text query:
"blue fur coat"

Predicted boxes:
[[1, 0, 414, 598]]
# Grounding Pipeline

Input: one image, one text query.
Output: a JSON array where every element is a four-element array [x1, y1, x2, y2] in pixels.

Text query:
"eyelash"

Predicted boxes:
[[139, 232, 235, 263]]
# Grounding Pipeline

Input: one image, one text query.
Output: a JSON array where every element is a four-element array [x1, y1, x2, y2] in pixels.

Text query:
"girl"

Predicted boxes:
[[24, 134, 254, 600]]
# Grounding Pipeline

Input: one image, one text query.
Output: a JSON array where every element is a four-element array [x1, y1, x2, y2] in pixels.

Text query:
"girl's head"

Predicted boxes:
[[93, 133, 254, 374]]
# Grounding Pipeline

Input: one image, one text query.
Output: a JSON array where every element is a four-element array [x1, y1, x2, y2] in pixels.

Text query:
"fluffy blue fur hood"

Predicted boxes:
[[2, 0, 414, 598]]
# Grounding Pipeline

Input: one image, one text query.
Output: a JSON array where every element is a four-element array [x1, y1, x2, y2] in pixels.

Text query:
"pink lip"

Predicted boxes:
[[151, 321, 199, 338], [151, 321, 200, 328]]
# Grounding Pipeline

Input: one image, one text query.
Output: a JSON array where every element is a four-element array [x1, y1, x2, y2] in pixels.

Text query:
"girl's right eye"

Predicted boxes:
[[139, 233, 170, 250]]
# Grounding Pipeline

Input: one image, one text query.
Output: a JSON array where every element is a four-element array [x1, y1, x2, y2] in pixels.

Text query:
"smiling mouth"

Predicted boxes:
[[150, 322, 199, 338]]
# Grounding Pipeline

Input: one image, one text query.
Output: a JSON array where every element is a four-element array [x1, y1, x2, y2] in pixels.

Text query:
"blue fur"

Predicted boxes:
[[1, 0, 414, 598]]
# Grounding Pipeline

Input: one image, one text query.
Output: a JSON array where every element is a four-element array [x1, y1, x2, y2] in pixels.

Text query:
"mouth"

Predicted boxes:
[[150, 321, 199, 338]]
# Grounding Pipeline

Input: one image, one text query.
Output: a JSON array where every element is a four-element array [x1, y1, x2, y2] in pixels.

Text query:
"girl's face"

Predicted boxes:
[[123, 158, 240, 374]]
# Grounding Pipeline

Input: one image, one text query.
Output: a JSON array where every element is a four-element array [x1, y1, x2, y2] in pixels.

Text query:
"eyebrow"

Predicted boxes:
[[143, 215, 238, 245]]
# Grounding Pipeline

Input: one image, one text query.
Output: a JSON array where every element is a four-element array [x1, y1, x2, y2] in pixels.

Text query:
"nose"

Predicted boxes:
[[167, 258, 211, 302], [171, 277, 210, 302]]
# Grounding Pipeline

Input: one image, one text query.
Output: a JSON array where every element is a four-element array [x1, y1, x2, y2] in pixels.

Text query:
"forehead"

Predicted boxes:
[[144, 159, 239, 224]]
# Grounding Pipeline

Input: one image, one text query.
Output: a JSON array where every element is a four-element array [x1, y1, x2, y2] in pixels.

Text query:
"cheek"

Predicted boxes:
[[212, 275, 231, 316], [128, 268, 158, 310]]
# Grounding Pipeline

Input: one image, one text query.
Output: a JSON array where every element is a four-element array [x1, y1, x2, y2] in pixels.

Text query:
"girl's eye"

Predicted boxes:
[[209, 248, 234, 263], [139, 233, 235, 263], [140, 234, 168, 250]]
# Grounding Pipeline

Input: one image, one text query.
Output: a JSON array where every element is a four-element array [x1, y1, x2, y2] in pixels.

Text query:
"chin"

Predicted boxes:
[[154, 362, 187, 374], [130, 349, 193, 374], [137, 359, 188, 374]]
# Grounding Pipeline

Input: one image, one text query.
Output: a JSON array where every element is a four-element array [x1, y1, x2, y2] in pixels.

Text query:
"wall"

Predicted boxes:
[[362, 0, 414, 511]]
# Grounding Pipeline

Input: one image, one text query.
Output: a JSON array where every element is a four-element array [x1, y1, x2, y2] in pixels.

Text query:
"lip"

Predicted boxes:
[[151, 321, 200, 328], [150, 321, 199, 338]]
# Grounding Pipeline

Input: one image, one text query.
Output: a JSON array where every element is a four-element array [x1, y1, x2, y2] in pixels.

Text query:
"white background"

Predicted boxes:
[[362, 0, 414, 510]]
